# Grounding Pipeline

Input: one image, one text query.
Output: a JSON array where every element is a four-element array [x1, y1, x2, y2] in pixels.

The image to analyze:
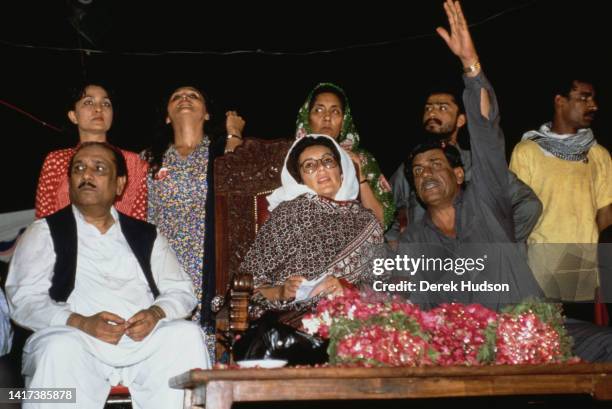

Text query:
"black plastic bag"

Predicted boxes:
[[232, 311, 328, 365]]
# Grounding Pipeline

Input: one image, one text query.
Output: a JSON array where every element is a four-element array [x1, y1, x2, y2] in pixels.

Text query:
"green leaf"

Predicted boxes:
[[477, 321, 498, 364]]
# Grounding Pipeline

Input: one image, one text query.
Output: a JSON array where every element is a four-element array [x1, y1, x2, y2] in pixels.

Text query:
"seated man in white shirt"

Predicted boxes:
[[6, 141, 210, 409]]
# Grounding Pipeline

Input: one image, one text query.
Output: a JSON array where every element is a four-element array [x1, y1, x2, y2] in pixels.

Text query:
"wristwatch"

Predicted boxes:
[[463, 61, 481, 74]]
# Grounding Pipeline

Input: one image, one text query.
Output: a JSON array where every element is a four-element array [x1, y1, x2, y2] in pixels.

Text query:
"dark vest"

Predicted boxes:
[[45, 206, 160, 302]]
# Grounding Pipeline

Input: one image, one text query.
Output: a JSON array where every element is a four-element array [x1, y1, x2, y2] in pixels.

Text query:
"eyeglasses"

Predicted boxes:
[[299, 153, 339, 174]]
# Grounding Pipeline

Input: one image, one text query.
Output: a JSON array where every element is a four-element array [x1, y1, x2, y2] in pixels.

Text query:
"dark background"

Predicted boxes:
[[1, 0, 610, 213]]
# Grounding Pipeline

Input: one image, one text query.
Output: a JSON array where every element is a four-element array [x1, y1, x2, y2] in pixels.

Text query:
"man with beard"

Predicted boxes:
[[5, 142, 210, 408], [386, 87, 541, 247], [510, 78, 612, 316]]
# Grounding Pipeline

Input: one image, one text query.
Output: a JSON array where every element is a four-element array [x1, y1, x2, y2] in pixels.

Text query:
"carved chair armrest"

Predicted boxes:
[[229, 273, 254, 333], [213, 273, 254, 361]]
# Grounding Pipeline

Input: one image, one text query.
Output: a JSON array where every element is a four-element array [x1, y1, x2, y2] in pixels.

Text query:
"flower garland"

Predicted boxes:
[[303, 290, 576, 367], [479, 301, 574, 365]]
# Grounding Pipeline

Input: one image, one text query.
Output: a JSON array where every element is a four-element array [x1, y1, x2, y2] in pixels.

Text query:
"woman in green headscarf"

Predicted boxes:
[[295, 83, 395, 229]]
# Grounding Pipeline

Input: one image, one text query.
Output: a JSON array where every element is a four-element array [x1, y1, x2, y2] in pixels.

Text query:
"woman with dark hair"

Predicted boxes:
[[240, 134, 384, 320], [295, 83, 395, 230], [35, 82, 148, 220], [144, 85, 245, 344]]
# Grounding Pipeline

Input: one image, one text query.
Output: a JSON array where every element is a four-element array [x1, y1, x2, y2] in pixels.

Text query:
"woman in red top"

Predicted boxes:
[[35, 83, 148, 220]]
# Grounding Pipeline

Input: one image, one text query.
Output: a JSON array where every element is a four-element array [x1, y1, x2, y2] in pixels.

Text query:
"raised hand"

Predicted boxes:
[[225, 110, 245, 136], [224, 110, 246, 153], [436, 0, 479, 69]]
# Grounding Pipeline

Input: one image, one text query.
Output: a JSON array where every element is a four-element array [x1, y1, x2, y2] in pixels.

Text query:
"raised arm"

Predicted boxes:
[[437, 0, 509, 210], [223, 111, 246, 153], [437, 0, 490, 118]]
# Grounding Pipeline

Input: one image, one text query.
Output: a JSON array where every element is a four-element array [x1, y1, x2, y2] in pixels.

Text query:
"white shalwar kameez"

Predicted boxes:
[[6, 206, 211, 409]]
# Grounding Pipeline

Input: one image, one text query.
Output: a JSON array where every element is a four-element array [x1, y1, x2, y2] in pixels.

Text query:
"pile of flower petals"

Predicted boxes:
[[303, 290, 574, 367]]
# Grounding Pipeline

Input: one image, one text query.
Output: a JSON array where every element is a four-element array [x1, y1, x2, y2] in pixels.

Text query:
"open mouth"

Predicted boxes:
[[421, 179, 441, 191]]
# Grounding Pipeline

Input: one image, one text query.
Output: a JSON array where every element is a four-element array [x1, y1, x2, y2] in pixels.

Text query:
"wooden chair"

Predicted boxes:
[[213, 137, 292, 361]]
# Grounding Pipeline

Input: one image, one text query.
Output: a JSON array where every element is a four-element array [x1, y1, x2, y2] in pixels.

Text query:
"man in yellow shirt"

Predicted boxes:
[[510, 78, 612, 311]]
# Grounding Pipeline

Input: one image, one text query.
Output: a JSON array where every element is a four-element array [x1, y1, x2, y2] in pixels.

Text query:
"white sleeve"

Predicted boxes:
[[5, 220, 74, 331], [150, 232, 197, 320]]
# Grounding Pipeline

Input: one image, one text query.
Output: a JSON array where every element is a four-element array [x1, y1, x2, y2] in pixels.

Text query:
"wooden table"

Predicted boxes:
[[170, 363, 612, 409]]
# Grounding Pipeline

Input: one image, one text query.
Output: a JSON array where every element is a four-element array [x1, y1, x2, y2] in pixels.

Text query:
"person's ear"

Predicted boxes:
[[554, 95, 566, 109], [454, 167, 465, 185], [68, 110, 78, 125], [115, 175, 127, 197], [457, 113, 466, 129]]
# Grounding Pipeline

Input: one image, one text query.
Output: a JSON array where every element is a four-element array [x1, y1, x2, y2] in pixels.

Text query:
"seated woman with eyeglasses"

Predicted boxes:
[[238, 134, 385, 321]]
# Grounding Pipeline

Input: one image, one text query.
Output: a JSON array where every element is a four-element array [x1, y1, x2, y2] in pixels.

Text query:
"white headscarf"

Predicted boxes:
[[267, 134, 359, 211]]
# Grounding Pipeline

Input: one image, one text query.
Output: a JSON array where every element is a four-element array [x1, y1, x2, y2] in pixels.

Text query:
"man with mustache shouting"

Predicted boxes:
[[6, 142, 210, 408], [393, 0, 612, 361]]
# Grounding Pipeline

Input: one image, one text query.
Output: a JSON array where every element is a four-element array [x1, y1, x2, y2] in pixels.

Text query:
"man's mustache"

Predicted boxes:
[[420, 177, 441, 191], [78, 181, 96, 189], [425, 118, 442, 126]]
